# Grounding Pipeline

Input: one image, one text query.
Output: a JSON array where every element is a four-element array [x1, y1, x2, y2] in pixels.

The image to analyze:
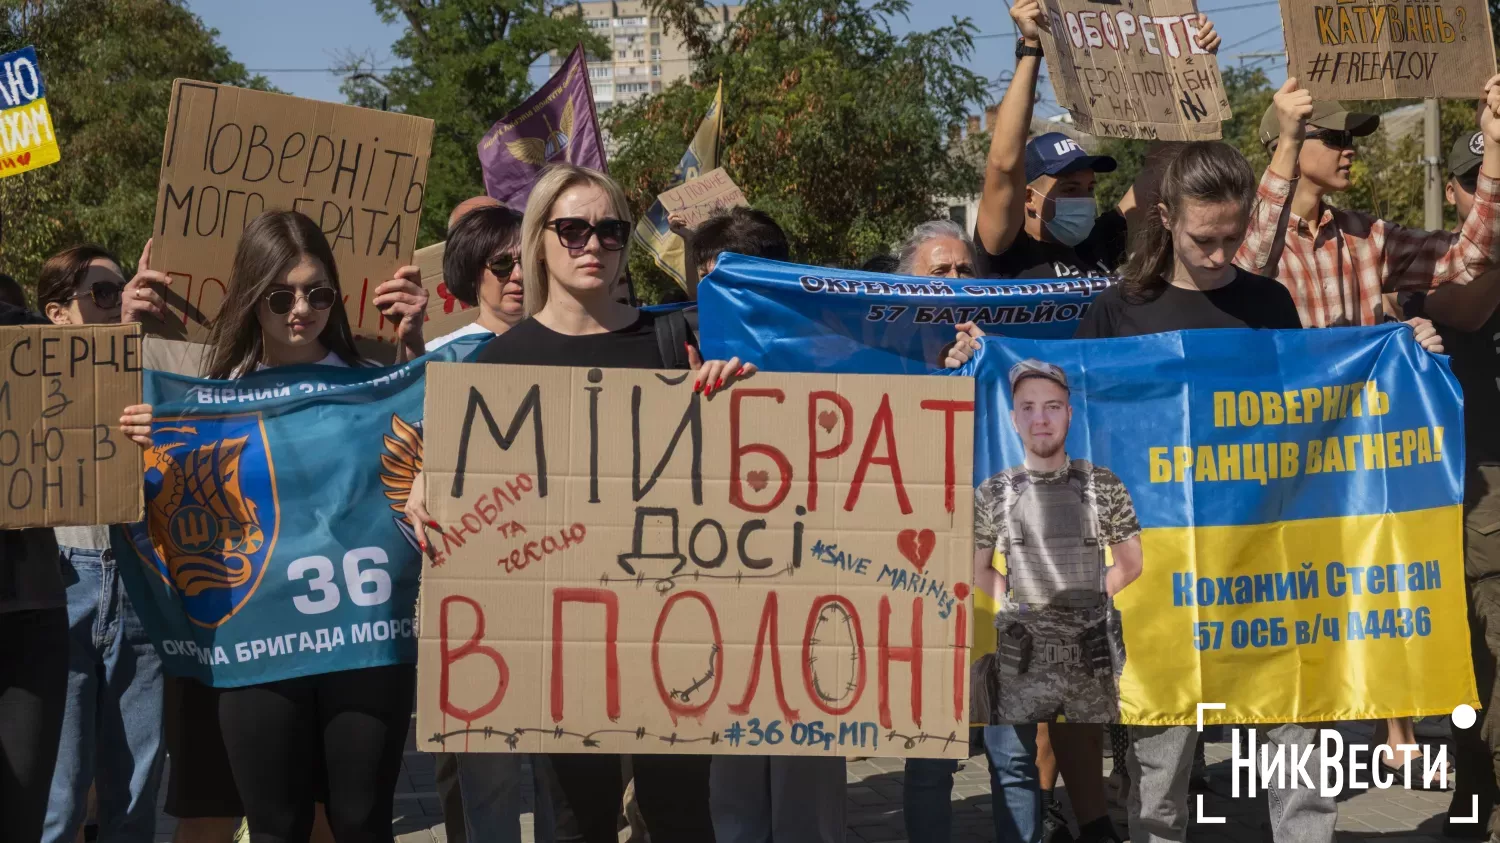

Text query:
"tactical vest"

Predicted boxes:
[[1004, 461, 1106, 608]]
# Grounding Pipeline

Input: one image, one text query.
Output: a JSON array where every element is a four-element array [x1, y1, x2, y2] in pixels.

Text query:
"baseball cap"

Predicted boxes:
[[1449, 130, 1485, 179], [1257, 101, 1380, 149], [1009, 359, 1070, 394], [1025, 132, 1118, 184]]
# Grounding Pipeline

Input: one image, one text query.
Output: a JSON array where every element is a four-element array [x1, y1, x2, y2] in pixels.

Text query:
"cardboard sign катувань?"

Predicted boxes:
[[0, 325, 144, 529], [149, 81, 435, 346], [416, 365, 975, 758]]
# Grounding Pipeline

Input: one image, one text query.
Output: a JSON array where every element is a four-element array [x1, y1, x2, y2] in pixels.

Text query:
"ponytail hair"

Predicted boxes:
[[1119, 142, 1256, 303]]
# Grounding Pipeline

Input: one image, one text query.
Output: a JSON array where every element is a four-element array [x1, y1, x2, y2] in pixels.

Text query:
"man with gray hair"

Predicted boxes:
[[896, 219, 978, 278]]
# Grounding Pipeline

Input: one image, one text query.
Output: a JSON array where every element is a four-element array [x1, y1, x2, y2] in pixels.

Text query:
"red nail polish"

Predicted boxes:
[[715, 378, 724, 390], [736, 366, 748, 377], [426, 519, 441, 530], [693, 380, 701, 392]]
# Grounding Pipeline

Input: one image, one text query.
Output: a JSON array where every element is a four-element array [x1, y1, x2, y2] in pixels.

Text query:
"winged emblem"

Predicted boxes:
[[144, 428, 261, 597], [503, 100, 576, 167], [379, 414, 424, 553]]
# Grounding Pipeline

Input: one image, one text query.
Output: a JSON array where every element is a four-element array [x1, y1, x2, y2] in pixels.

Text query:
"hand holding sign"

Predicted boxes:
[[1010, 0, 1048, 42], [1481, 73, 1500, 145], [122, 240, 172, 327], [373, 265, 428, 360], [1193, 17, 1220, 53], [1273, 78, 1314, 143], [119, 403, 153, 448]]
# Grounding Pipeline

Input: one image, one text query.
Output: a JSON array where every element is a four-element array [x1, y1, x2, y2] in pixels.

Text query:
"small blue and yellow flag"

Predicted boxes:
[[634, 78, 725, 289], [0, 46, 59, 179]]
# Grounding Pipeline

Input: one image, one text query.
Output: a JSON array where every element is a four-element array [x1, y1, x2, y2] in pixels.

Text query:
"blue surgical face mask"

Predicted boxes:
[[1045, 197, 1098, 246]]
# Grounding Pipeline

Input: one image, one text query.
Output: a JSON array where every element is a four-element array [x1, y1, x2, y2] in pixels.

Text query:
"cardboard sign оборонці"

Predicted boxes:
[[0, 325, 143, 528], [1277, 0, 1497, 100], [149, 80, 435, 345], [416, 364, 975, 758], [1038, 0, 1231, 140]]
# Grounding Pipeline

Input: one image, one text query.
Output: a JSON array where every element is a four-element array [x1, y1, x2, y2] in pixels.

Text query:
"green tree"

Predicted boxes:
[[0, 0, 261, 294], [604, 0, 988, 302], [342, 1, 607, 246]]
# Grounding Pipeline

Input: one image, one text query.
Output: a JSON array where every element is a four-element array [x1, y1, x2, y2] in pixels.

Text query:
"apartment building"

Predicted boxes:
[[553, 0, 739, 109]]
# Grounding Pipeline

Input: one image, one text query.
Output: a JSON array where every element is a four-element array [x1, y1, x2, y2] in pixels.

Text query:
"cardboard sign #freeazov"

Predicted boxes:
[[1038, 0, 1232, 140], [417, 365, 976, 758], [150, 80, 435, 345], [0, 325, 143, 528]]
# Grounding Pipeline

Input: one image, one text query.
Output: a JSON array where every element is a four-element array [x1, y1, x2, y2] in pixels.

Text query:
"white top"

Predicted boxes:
[[425, 322, 493, 352], [249, 351, 349, 374]]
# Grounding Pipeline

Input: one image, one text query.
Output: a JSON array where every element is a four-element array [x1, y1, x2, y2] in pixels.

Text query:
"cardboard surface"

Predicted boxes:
[[1038, 0, 1231, 140], [417, 241, 481, 342], [0, 47, 60, 179], [658, 169, 749, 230], [0, 325, 144, 528], [417, 365, 975, 757], [150, 80, 435, 344], [1278, 0, 1497, 99]]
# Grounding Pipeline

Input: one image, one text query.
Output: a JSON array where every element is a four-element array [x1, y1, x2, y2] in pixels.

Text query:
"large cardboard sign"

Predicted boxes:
[[417, 241, 482, 342], [658, 169, 749, 230], [417, 365, 975, 757], [1278, 0, 1497, 99], [150, 81, 435, 344], [1038, 0, 1231, 140], [0, 46, 60, 179], [0, 325, 143, 528]]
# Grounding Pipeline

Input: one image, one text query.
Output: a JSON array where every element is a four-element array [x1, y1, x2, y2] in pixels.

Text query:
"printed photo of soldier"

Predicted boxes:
[[972, 359, 1144, 723]]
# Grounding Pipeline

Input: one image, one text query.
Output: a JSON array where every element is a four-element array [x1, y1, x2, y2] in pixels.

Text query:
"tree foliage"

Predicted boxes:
[[0, 0, 261, 294], [604, 0, 988, 302], [342, 0, 607, 247]]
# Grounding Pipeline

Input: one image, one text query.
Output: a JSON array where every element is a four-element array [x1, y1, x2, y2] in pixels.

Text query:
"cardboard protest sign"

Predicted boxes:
[[0, 325, 143, 528], [1038, 0, 1231, 140], [658, 169, 749, 230], [417, 365, 975, 757], [150, 80, 435, 344], [416, 241, 481, 342], [1278, 0, 1497, 99], [0, 46, 61, 178]]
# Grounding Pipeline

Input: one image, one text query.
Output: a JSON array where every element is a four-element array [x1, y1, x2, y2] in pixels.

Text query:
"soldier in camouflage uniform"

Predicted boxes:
[[973, 359, 1144, 724]]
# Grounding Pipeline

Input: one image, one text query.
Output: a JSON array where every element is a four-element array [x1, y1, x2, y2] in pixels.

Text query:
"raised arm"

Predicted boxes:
[[1235, 78, 1310, 276], [974, 0, 1046, 258]]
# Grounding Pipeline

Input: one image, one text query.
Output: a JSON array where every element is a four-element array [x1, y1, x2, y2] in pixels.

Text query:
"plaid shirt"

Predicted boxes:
[[1234, 168, 1500, 327]]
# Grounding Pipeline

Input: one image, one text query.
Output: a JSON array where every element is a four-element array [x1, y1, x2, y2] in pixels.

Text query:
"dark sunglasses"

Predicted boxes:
[[487, 254, 519, 277], [545, 217, 631, 251], [1308, 128, 1356, 150], [72, 280, 124, 309], [263, 286, 338, 315]]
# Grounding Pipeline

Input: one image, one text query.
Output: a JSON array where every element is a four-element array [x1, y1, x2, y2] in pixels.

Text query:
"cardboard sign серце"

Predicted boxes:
[[658, 168, 749, 230], [150, 80, 435, 344], [416, 365, 975, 757], [0, 46, 60, 179], [0, 325, 143, 528], [1278, 0, 1497, 100], [1038, 0, 1231, 140], [416, 241, 483, 342]]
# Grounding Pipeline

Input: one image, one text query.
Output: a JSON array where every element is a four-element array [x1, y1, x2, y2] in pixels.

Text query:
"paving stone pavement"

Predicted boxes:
[[154, 719, 1472, 842]]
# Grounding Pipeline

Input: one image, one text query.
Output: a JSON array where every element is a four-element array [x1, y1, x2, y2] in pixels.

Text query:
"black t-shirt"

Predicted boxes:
[[475, 310, 688, 369], [1075, 268, 1303, 338], [979, 209, 1129, 279], [1405, 293, 1500, 468]]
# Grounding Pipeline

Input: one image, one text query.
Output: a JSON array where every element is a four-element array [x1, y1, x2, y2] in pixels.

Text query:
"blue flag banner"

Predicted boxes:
[[697, 253, 1112, 374], [114, 337, 486, 687], [961, 326, 1476, 724]]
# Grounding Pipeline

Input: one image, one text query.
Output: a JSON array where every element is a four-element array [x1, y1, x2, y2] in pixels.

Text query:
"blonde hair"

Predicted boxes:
[[520, 164, 634, 316]]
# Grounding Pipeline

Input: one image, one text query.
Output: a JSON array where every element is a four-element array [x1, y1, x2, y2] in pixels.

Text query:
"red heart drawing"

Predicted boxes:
[[953, 582, 970, 600], [897, 528, 936, 573], [817, 410, 838, 433], [747, 470, 769, 492], [16, 152, 30, 166]]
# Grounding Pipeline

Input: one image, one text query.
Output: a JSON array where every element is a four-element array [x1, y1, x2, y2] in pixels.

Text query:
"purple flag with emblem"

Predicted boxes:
[[478, 44, 607, 211]]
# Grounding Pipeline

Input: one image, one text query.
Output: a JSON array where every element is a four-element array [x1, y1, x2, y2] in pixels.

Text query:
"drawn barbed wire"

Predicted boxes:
[[807, 603, 862, 705], [671, 643, 720, 703], [428, 724, 723, 750], [598, 562, 799, 594]]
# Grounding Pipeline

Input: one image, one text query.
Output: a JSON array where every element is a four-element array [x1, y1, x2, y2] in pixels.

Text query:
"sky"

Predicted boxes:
[[187, 0, 1290, 119]]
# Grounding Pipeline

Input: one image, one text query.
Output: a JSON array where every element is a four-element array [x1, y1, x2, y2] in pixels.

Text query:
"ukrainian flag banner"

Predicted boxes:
[[961, 325, 1477, 724], [0, 46, 60, 178], [114, 337, 485, 687]]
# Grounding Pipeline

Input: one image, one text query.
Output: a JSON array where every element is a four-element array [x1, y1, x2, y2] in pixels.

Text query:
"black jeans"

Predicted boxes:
[[0, 607, 69, 841], [219, 663, 415, 843], [548, 753, 714, 843]]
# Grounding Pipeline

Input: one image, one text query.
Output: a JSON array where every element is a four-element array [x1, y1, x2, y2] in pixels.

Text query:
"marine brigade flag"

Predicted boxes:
[[478, 44, 607, 211], [635, 78, 726, 289]]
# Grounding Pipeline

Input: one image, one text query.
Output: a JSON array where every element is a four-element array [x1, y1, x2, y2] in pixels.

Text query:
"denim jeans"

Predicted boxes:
[[43, 546, 166, 843], [1127, 724, 1337, 843], [904, 725, 1041, 843], [455, 752, 556, 843], [709, 755, 846, 842]]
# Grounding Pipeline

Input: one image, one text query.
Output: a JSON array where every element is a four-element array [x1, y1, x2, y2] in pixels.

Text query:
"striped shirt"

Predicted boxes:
[[1235, 168, 1500, 327]]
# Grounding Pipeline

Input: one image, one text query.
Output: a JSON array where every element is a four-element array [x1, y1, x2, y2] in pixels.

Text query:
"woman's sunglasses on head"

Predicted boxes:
[[545, 217, 632, 251], [263, 286, 338, 315]]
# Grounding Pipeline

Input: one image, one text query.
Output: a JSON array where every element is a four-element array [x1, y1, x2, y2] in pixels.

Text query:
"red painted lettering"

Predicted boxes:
[[921, 399, 975, 514], [728, 590, 801, 721], [845, 395, 912, 515], [652, 591, 724, 723], [801, 595, 866, 716], [806, 391, 854, 512], [878, 595, 923, 728], [550, 588, 620, 723], [730, 389, 793, 513], [440, 595, 508, 722]]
